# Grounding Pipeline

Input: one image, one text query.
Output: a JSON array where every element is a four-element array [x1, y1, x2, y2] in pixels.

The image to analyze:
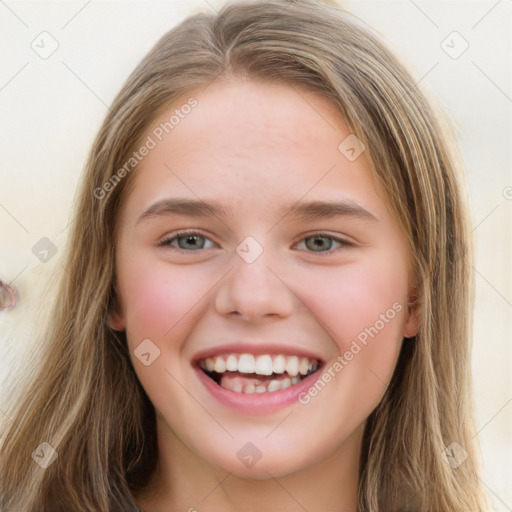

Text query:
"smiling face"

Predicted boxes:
[[110, 79, 419, 482]]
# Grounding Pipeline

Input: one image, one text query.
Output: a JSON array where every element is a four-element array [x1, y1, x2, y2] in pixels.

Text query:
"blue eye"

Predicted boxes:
[[296, 234, 350, 254], [158, 231, 351, 254], [158, 231, 216, 251]]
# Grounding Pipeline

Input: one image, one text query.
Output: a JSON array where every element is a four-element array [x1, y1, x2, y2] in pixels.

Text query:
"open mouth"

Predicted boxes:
[[198, 353, 321, 394]]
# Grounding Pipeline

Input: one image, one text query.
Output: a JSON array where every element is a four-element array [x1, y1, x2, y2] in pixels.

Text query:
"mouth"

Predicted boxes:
[[198, 353, 321, 394]]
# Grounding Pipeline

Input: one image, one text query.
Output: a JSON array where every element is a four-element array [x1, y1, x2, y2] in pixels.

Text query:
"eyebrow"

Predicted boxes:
[[135, 198, 378, 225]]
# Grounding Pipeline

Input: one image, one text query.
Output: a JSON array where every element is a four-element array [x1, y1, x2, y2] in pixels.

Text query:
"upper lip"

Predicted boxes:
[[191, 342, 324, 365]]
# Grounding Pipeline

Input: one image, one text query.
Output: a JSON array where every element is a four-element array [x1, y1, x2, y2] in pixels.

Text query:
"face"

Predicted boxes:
[[111, 79, 419, 479]]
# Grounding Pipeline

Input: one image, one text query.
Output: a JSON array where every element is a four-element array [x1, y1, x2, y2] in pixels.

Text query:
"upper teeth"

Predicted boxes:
[[200, 353, 318, 377]]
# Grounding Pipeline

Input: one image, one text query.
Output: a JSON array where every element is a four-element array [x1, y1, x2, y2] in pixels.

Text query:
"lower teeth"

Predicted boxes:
[[230, 377, 301, 394], [204, 370, 308, 394]]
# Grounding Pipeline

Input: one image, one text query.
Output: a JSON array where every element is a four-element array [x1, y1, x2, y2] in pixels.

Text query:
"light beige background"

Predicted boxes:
[[0, 0, 510, 509]]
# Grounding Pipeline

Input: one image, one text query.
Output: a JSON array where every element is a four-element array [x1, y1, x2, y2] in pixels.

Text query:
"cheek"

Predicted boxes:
[[302, 260, 407, 349], [117, 255, 214, 412], [296, 261, 407, 431], [118, 254, 209, 341]]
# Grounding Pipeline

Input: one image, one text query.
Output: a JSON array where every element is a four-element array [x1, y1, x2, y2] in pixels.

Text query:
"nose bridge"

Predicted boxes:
[[214, 235, 294, 320]]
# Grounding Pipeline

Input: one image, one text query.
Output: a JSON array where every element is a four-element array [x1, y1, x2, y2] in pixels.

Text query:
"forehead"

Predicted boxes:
[[121, 79, 387, 224]]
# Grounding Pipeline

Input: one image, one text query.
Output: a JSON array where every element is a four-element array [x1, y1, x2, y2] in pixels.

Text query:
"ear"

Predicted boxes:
[[107, 295, 126, 332], [403, 287, 420, 339]]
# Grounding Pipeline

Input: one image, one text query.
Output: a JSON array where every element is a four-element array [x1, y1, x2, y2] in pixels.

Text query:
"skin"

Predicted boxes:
[[110, 79, 419, 512]]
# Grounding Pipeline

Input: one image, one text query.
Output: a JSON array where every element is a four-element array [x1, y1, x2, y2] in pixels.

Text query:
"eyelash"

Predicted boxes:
[[157, 229, 353, 255]]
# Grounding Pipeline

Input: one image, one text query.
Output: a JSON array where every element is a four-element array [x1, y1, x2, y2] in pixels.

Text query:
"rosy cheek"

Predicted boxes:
[[118, 256, 171, 333], [121, 256, 212, 340], [304, 268, 381, 333], [301, 261, 405, 353]]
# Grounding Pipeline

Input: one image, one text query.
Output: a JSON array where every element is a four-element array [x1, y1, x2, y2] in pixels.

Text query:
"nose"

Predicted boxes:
[[214, 247, 295, 322]]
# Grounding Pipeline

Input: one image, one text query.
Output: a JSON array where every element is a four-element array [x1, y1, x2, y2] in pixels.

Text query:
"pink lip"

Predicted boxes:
[[195, 365, 323, 415], [191, 342, 323, 364]]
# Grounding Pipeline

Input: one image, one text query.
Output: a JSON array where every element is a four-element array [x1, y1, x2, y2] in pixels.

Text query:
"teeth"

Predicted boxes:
[[272, 355, 286, 374], [213, 356, 226, 373], [267, 380, 281, 392], [285, 356, 299, 377], [220, 376, 298, 394], [226, 354, 238, 371], [238, 354, 255, 373], [199, 353, 320, 387], [298, 357, 309, 376], [255, 355, 273, 376], [281, 377, 291, 389]]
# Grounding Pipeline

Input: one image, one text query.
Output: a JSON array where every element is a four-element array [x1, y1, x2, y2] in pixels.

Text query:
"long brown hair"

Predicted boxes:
[[0, 1, 488, 510]]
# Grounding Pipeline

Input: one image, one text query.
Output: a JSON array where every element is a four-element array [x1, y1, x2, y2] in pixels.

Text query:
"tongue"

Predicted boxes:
[[219, 371, 291, 389]]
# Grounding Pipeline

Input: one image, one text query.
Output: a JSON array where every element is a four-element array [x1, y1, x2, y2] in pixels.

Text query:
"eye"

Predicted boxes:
[[157, 231, 352, 254], [158, 230, 216, 251], [295, 233, 352, 254]]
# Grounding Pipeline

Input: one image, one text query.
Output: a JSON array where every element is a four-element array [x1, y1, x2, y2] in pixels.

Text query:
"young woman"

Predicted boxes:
[[0, 1, 489, 510]]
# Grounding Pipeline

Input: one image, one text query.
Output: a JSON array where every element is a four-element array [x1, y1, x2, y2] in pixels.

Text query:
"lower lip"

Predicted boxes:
[[195, 366, 322, 415]]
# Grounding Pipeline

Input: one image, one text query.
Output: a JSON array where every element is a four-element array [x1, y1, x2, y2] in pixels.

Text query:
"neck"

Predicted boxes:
[[135, 418, 364, 512]]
